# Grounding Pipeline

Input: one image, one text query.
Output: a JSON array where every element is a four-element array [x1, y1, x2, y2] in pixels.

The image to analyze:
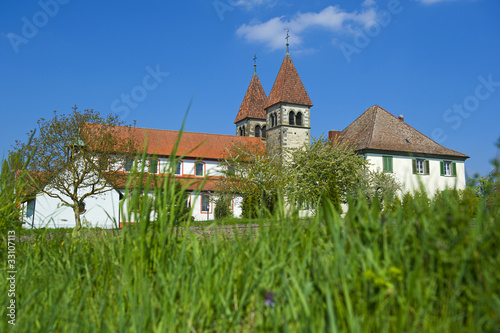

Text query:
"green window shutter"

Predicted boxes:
[[440, 161, 445, 176], [452, 162, 457, 177], [424, 160, 430, 175], [412, 159, 417, 174], [383, 156, 392, 172]]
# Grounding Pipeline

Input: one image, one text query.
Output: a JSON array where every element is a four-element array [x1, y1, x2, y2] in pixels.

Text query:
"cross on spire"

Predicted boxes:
[[286, 30, 290, 54], [253, 53, 257, 75]]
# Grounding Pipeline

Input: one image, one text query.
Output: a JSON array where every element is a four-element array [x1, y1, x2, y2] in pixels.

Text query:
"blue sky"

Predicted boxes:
[[1, 0, 499, 176]]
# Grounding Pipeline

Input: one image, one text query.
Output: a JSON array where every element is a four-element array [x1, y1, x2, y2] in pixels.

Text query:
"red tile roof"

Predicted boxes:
[[101, 126, 265, 160], [108, 174, 220, 191], [266, 54, 313, 109], [234, 74, 268, 123], [341, 105, 469, 159]]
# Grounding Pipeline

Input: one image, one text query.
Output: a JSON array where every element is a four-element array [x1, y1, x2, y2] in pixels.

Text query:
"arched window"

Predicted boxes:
[[255, 125, 261, 138], [239, 127, 243, 136], [273, 113, 278, 126], [289, 111, 295, 125], [270, 114, 274, 127], [296, 112, 303, 126], [262, 126, 266, 138]]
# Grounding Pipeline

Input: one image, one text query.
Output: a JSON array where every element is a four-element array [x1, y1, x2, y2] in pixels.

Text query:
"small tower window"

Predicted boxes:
[[296, 112, 303, 126], [255, 125, 261, 138], [289, 111, 295, 125], [262, 126, 266, 138], [270, 114, 275, 127]]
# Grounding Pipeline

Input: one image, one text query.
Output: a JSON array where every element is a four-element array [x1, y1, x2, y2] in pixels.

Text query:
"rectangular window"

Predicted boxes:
[[175, 161, 182, 175], [413, 159, 430, 175], [195, 162, 204, 176], [441, 161, 457, 177], [149, 158, 158, 174], [201, 194, 210, 212], [383, 156, 393, 173], [124, 157, 134, 172], [227, 165, 235, 176]]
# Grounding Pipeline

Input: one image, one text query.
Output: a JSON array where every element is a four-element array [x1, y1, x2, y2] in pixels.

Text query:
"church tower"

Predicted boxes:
[[234, 54, 267, 139], [265, 32, 313, 157]]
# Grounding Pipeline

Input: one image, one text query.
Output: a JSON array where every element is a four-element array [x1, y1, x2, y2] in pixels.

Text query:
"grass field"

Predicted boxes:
[[1, 186, 499, 332]]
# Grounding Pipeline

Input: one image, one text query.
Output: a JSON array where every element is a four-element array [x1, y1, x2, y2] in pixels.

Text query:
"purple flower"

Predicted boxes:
[[265, 291, 275, 307]]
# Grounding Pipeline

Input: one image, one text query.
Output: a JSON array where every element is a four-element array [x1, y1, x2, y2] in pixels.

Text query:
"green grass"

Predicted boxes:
[[1, 185, 499, 332]]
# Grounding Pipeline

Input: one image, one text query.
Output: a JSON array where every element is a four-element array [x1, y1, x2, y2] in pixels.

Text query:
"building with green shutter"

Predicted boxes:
[[330, 105, 469, 195]]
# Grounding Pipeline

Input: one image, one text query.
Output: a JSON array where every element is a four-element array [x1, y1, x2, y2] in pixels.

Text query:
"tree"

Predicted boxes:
[[216, 141, 284, 217], [217, 135, 367, 216], [285, 135, 367, 210], [14, 106, 138, 229]]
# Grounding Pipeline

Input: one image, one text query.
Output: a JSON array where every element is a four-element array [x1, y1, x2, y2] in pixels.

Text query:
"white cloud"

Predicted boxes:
[[236, 3, 378, 51]]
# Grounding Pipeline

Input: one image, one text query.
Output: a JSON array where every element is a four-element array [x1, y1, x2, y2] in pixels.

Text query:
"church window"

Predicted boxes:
[[195, 162, 205, 176], [255, 125, 261, 138], [262, 126, 266, 138], [175, 161, 182, 175], [124, 157, 134, 172], [296, 112, 303, 126], [289, 111, 295, 125], [201, 193, 211, 213], [270, 114, 275, 127]]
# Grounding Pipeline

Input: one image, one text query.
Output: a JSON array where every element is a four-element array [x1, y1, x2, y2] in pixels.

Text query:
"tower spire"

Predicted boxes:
[[253, 53, 257, 76], [285, 30, 290, 55]]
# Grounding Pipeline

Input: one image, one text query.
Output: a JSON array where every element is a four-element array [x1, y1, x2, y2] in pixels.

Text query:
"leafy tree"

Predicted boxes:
[[14, 106, 138, 229], [217, 135, 367, 215], [216, 141, 283, 217], [286, 135, 367, 209]]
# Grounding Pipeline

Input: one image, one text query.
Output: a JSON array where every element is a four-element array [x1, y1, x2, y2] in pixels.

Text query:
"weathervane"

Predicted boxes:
[[253, 53, 257, 75], [286, 30, 290, 54]]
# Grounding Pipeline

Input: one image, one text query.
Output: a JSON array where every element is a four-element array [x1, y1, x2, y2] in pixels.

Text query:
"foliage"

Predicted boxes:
[[355, 167, 401, 207], [217, 135, 365, 215], [213, 194, 233, 220], [13, 106, 138, 229], [0, 133, 35, 233], [217, 141, 283, 217], [286, 135, 367, 207]]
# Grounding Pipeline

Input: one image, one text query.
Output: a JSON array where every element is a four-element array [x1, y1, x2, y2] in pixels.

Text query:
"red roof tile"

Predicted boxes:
[[266, 54, 313, 109], [234, 74, 268, 123], [106, 126, 265, 160], [341, 105, 469, 159]]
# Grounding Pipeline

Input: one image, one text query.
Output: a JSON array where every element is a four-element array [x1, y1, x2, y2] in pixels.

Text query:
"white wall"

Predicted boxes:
[[22, 187, 121, 229], [365, 153, 466, 196]]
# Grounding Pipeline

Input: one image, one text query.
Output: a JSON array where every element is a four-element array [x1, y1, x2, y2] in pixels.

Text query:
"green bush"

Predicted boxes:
[[214, 195, 233, 220]]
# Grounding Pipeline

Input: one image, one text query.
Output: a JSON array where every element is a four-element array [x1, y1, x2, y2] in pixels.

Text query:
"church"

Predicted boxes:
[[21, 42, 469, 229]]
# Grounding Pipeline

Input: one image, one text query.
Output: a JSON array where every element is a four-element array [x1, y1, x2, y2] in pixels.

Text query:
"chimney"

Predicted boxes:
[[398, 115, 404, 122], [328, 130, 341, 145]]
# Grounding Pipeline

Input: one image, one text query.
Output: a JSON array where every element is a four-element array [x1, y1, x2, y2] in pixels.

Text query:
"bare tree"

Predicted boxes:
[[15, 106, 139, 229]]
